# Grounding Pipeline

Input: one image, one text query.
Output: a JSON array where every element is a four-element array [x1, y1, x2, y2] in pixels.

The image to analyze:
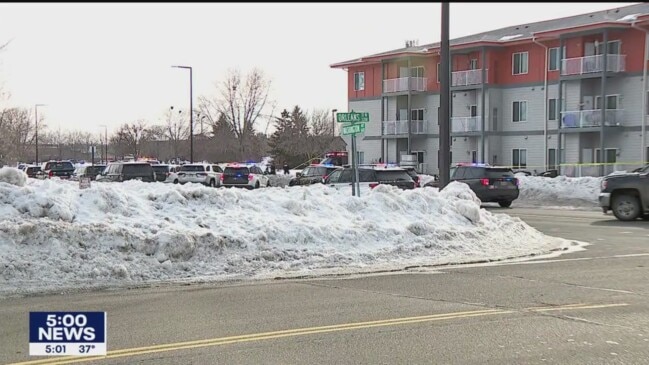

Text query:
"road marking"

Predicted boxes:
[[9, 303, 627, 365], [441, 253, 649, 269]]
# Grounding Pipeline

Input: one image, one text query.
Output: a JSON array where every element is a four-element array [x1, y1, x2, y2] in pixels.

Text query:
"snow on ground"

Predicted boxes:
[[0, 179, 584, 296], [515, 175, 601, 209]]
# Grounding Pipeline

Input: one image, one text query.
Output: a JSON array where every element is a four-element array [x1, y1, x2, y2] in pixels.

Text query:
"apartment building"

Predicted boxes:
[[331, 3, 649, 176]]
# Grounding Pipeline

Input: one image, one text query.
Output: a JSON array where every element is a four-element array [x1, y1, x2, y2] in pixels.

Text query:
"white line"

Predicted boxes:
[[441, 253, 649, 269]]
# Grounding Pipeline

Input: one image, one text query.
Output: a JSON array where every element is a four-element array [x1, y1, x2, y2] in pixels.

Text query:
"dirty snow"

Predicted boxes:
[[0, 179, 582, 296], [515, 175, 601, 209]]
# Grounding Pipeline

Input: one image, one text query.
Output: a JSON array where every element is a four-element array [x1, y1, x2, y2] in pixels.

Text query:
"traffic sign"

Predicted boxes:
[[342, 123, 366, 135], [337, 111, 370, 123]]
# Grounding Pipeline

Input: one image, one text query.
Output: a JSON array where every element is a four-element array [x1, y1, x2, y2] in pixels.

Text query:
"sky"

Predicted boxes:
[[0, 2, 639, 136]]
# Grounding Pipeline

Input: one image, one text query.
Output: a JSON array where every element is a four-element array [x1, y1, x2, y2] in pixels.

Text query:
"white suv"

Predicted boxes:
[[221, 164, 270, 189], [177, 164, 223, 187], [152, 164, 181, 184]]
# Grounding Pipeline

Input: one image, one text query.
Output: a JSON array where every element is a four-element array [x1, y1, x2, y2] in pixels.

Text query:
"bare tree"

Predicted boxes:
[[164, 107, 188, 160], [115, 120, 149, 159], [0, 107, 34, 162], [198, 68, 272, 159]]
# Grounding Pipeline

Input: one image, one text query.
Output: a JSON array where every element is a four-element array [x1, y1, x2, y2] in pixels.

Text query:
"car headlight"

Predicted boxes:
[[600, 179, 607, 191]]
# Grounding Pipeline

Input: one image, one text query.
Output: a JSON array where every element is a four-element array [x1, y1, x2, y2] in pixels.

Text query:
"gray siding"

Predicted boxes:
[[501, 86, 545, 132]]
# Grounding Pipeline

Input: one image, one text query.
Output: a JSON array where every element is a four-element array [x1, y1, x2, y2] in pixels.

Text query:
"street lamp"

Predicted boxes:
[[331, 109, 338, 137], [171, 65, 193, 163], [99, 125, 108, 164], [34, 104, 47, 165]]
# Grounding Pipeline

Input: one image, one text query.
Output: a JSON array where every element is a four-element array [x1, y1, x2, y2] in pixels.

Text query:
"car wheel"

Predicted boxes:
[[255, 181, 260, 189], [612, 194, 641, 221], [173, 179, 179, 184], [498, 201, 513, 208], [209, 179, 216, 188]]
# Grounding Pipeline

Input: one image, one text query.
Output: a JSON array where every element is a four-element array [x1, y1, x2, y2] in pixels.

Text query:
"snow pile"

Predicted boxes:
[[418, 174, 438, 187], [268, 174, 293, 187], [0, 180, 581, 296], [0, 167, 27, 187], [516, 175, 601, 208]]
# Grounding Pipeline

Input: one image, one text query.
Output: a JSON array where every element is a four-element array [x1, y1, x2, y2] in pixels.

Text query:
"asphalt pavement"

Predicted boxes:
[[1, 207, 648, 365]]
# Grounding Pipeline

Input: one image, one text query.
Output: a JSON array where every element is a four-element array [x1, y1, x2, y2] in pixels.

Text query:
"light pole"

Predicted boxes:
[[172, 65, 193, 163], [331, 109, 338, 136], [34, 104, 47, 165], [99, 125, 108, 164]]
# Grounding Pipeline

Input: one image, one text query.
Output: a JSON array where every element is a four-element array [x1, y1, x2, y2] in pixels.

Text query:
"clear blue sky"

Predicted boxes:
[[0, 2, 637, 136]]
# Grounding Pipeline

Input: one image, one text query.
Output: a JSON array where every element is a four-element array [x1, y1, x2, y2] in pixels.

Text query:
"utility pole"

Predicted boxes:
[[439, 2, 451, 189]]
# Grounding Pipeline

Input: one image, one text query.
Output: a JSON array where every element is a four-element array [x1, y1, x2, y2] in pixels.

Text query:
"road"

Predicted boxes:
[[1, 208, 648, 365]]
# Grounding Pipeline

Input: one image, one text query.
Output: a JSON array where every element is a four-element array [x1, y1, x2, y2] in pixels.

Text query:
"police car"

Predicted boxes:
[[450, 163, 520, 207], [220, 163, 270, 189]]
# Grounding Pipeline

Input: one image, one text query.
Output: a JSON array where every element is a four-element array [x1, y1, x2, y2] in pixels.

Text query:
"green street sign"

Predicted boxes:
[[342, 123, 366, 135], [337, 111, 370, 123]]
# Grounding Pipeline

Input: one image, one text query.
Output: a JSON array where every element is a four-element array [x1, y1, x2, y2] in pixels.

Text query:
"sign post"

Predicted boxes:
[[338, 110, 369, 197]]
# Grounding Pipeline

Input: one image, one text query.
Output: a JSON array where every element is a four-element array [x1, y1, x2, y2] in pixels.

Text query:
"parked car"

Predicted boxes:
[[152, 164, 181, 184], [599, 164, 649, 221], [449, 163, 520, 207], [289, 164, 342, 186], [72, 165, 106, 181], [96, 162, 156, 182], [221, 164, 270, 189], [39, 160, 75, 180], [177, 164, 222, 187], [24, 165, 42, 178], [324, 166, 416, 191]]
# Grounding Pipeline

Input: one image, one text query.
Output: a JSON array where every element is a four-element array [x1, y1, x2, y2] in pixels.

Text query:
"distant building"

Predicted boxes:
[[331, 3, 649, 176]]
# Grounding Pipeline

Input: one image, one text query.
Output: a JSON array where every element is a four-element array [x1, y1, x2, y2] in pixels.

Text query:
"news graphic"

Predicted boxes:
[[29, 312, 107, 356]]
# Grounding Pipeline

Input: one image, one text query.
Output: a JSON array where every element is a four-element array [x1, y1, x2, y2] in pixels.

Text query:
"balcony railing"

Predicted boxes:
[[560, 109, 624, 128], [382, 120, 428, 135], [382, 77, 427, 93], [560, 54, 626, 76], [451, 69, 487, 87], [451, 116, 484, 133]]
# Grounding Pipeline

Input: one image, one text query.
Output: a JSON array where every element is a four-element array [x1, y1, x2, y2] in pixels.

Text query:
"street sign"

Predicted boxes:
[[337, 111, 370, 123], [342, 123, 366, 135]]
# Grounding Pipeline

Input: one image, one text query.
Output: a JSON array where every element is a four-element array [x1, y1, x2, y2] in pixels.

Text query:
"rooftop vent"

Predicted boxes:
[[405, 39, 419, 48]]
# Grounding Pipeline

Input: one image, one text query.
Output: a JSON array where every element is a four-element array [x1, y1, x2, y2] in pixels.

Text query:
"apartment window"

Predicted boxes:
[[596, 40, 621, 55], [410, 66, 424, 78], [513, 101, 527, 122], [469, 59, 478, 70], [437, 63, 440, 83], [492, 108, 498, 131], [595, 95, 619, 110], [411, 109, 424, 121], [512, 52, 529, 75], [512, 149, 527, 169], [548, 148, 557, 170], [357, 151, 365, 165], [548, 98, 557, 120], [548, 47, 566, 71], [471, 150, 478, 163], [594, 148, 617, 164], [354, 72, 365, 91], [470, 105, 478, 117]]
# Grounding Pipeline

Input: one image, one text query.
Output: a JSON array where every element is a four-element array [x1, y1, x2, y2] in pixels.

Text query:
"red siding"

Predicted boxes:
[[344, 28, 647, 100], [348, 64, 382, 100]]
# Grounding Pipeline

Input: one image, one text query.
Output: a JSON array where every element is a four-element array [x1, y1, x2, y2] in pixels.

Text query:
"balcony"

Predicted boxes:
[[451, 69, 486, 87], [560, 109, 624, 128], [560, 54, 626, 76], [382, 77, 427, 93], [382, 120, 428, 135], [451, 116, 483, 133]]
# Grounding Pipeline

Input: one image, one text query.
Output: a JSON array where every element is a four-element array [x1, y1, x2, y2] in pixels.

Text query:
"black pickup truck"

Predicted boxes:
[[599, 164, 649, 221], [39, 161, 76, 180]]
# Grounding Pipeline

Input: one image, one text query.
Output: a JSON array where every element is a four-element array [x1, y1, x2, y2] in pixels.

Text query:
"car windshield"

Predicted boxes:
[[376, 170, 413, 181], [224, 167, 250, 175], [486, 168, 515, 178], [153, 166, 170, 174], [86, 166, 105, 175], [123, 164, 152, 174], [46, 162, 73, 170], [180, 165, 205, 172]]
